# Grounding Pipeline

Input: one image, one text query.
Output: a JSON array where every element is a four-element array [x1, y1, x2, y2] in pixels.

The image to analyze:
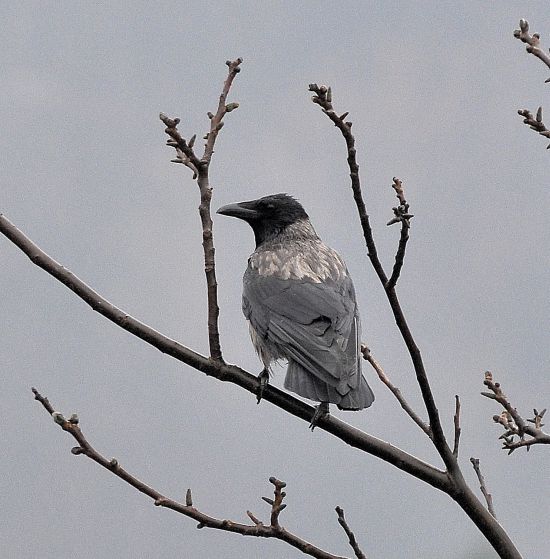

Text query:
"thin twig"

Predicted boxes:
[[335, 507, 367, 559], [482, 371, 550, 453], [513, 19, 550, 74], [361, 346, 431, 438], [160, 58, 242, 362], [453, 395, 461, 458], [470, 458, 496, 519], [31, 388, 347, 559], [386, 177, 413, 290], [308, 84, 387, 286], [517, 107, 550, 149]]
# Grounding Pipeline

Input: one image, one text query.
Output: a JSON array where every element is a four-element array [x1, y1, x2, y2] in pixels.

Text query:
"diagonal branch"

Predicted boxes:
[[0, 213, 450, 492], [309, 84, 523, 559], [335, 506, 367, 559], [308, 84, 454, 470], [470, 458, 496, 519], [159, 58, 242, 362], [361, 345, 431, 439], [32, 388, 348, 559]]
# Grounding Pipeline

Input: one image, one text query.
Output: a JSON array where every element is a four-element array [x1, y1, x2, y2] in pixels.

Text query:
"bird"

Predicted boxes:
[[217, 193, 374, 428]]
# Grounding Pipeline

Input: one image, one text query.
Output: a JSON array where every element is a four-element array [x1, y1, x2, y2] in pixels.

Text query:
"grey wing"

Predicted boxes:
[[242, 267, 361, 389]]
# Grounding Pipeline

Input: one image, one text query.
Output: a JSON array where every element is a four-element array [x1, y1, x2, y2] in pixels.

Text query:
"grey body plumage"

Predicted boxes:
[[217, 194, 374, 417]]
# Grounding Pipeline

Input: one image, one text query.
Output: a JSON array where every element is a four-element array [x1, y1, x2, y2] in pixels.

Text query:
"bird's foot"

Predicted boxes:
[[256, 368, 270, 404], [309, 402, 330, 430]]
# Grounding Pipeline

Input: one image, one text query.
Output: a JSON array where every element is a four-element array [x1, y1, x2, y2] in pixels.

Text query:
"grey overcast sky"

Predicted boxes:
[[2, 2, 549, 558]]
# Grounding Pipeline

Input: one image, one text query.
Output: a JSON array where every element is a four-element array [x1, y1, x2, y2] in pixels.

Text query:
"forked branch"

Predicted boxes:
[[309, 83, 522, 559], [482, 371, 550, 453], [308, 83, 452, 469], [159, 57, 243, 362]]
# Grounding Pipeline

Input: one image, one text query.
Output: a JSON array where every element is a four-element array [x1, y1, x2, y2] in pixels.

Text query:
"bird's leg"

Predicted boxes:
[[256, 368, 270, 404], [309, 402, 330, 430]]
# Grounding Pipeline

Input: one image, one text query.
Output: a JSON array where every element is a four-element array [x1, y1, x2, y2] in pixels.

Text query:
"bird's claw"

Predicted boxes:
[[256, 369, 269, 404], [309, 402, 329, 430]]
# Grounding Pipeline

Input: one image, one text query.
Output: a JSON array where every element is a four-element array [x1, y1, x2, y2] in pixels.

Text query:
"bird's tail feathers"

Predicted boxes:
[[285, 360, 374, 410]]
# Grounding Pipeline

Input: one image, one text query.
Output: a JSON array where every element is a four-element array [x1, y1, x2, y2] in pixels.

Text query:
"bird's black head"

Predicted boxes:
[[217, 193, 309, 247]]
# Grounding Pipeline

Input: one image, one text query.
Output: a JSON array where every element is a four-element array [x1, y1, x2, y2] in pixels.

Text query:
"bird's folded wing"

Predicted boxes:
[[243, 270, 360, 386]]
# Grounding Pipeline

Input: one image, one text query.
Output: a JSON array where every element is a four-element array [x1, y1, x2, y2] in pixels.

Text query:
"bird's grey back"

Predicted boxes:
[[242, 219, 374, 409]]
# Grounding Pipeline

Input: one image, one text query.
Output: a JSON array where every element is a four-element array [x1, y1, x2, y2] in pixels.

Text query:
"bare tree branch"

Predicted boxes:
[[361, 345, 431, 438], [309, 84, 523, 559], [335, 507, 367, 559], [513, 19, 550, 74], [0, 65, 527, 559], [31, 389, 348, 559], [470, 458, 497, 520], [482, 372, 550, 453], [159, 58, 242, 362]]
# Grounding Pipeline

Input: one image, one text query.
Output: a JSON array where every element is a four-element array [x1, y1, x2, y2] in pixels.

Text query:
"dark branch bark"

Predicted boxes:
[[308, 84, 455, 472], [32, 388, 347, 559]]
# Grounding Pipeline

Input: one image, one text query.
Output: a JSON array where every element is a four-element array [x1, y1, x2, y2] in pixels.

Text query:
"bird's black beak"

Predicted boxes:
[[216, 201, 258, 221]]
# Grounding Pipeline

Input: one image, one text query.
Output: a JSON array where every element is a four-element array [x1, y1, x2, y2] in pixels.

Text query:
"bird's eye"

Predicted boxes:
[[259, 201, 275, 211]]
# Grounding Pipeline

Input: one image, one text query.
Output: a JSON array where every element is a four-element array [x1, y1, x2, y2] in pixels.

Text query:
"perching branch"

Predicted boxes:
[[482, 372, 550, 453], [159, 57, 242, 362], [470, 458, 496, 520], [31, 388, 348, 559], [0, 213, 449, 492], [513, 19, 550, 75]]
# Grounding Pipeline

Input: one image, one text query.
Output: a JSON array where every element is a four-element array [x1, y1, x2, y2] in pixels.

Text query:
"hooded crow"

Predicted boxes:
[[217, 193, 374, 427]]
